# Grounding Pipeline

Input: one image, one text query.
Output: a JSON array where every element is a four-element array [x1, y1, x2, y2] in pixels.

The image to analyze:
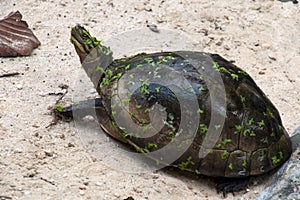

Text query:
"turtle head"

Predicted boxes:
[[71, 25, 112, 63], [70, 25, 113, 89]]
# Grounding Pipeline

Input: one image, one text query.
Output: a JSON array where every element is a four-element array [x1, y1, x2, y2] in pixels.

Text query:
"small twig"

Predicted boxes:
[[45, 118, 59, 129], [40, 177, 55, 186], [48, 92, 65, 96], [0, 72, 20, 78], [45, 86, 69, 129], [0, 196, 12, 200], [55, 85, 68, 105]]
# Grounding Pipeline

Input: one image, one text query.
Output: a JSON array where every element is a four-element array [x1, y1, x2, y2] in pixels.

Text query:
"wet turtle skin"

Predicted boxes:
[[66, 25, 292, 179]]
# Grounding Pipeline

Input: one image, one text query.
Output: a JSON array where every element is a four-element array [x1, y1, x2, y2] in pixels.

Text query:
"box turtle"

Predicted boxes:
[[56, 25, 293, 196]]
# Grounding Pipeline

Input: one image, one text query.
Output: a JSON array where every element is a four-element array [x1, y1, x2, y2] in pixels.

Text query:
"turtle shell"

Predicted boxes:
[[93, 51, 292, 178]]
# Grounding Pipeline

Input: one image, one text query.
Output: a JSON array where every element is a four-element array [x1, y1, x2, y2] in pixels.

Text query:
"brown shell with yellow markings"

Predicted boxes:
[[96, 51, 292, 178]]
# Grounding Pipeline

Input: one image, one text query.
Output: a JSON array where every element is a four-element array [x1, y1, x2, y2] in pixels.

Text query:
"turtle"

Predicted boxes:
[[55, 25, 293, 196]]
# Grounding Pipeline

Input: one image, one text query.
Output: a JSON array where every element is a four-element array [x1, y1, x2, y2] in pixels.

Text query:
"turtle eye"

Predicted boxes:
[[81, 30, 89, 39], [82, 33, 88, 38]]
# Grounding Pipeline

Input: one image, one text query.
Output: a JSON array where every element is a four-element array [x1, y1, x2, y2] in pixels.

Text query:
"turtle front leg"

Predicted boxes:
[[54, 98, 128, 144], [55, 98, 104, 120]]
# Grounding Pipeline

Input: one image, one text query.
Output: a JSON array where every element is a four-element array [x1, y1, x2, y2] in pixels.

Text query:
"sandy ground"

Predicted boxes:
[[0, 0, 299, 199]]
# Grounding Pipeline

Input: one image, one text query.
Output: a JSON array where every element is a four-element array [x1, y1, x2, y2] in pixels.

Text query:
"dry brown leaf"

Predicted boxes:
[[0, 11, 41, 57]]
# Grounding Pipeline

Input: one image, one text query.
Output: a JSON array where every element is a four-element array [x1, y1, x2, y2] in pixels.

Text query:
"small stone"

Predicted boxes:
[[216, 37, 224, 46], [154, 188, 161, 193], [83, 115, 95, 122], [79, 190, 85, 195], [16, 84, 23, 90], [68, 142, 75, 147], [58, 133, 65, 139], [261, 43, 271, 49], [124, 197, 135, 200], [187, 184, 193, 190], [58, 83, 68, 89], [259, 71, 265, 75], [268, 55, 276, 61], [224, 44, 230, 50], [14, 148, 23, 153], [36, 152, 46, 159], [156, 15, 165, 23], [152, 175, 159, 179], [214, 20, 222, 30], [133, 187, 142, 193], [38, 92, 46, 97], [114, 192, 120, 198], [44, 149, 54, 157], [83, 180, 89, 186], [79, 185, 87, 190], [89, 89, 97, 94], [254, 42, 260, 47], [147, 24, 159, 33], [96, 181, 103, 186], [91, 155, 97, 162], [216, 41, 223, 46]]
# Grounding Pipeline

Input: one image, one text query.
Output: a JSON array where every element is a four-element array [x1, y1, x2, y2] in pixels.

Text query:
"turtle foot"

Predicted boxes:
[[216, 178, 249, 197]]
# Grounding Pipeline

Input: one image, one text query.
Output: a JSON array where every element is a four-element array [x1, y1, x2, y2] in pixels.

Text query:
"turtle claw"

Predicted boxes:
[[216, 178, 249, 198]]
